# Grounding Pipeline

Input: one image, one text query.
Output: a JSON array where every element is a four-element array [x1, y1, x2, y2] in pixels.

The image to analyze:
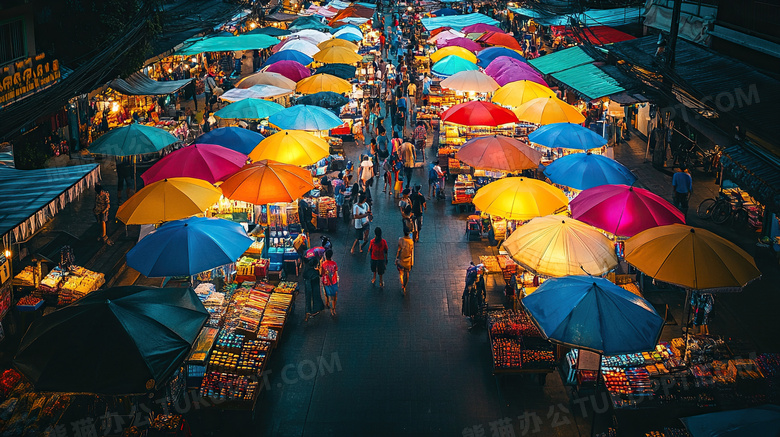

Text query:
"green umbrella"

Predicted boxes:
[[89, 123, 179, 157], [432, 55, 479, 78], [214, 98, 285, 120]]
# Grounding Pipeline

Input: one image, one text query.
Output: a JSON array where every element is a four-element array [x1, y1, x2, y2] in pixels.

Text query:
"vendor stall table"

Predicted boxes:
[[487, 309, 558, 383]]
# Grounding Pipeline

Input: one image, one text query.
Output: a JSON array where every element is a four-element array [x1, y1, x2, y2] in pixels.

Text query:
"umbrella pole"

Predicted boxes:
[[133, 156, 137, 192], [683, 288, 692, 365]]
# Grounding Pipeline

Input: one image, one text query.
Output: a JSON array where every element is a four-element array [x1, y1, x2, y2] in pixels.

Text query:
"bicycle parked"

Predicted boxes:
[[697, 191, 750, 227]]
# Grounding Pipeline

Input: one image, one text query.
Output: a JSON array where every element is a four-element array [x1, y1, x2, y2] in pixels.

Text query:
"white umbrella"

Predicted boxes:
[[334, 27, 363, 39], [290, 29, 332, 43], [279, 39, 320, 57]]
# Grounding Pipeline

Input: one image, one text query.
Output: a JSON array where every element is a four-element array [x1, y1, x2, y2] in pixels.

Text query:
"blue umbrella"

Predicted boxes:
[[681, 405, 780, 437], [213, 98, 285, 120], [263, 50, 314, 67], [432, 8, 459, 16], [523, 276, 664, 355], [89, 123, 179, 156], [477, 46, 526, 68], [314, 63, 357, 79], [296, 91, 349, 109], [334, 32, 363, 42], [127, 217, 253, 277], [432, 55, 479, 78], [330, 24, 361, 34], [269, 105, 343, 131], [196, 127, 264, 155], [543, 151, 636, 190], [529, 122, 608, 150]]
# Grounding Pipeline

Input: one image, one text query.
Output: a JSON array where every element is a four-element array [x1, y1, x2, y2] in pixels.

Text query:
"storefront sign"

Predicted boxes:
[[0, 255, 9, 285], [0, 53, 61, 109]]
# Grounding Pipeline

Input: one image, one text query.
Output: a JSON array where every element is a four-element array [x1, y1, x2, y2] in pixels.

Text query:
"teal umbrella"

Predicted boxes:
[[214, 98, 285, 120], [432, 55, 479, 78], [269, 105, 343, 131], [314, 63, 357, 79], [89, 123, 179, 156]]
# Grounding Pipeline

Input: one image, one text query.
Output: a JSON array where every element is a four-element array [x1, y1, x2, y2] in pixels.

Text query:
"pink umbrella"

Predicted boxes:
[[462, 23, 504, 34], [141, 144, 248, 185], [439, 37, 482, 52], [485, 56, 540, 78], [570, 184, 686, 237], [265, 60, 311, 82]]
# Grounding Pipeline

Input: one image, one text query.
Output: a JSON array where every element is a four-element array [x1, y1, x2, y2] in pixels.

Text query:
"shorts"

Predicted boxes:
[[355, 224, 369, 240], [371, 258, 387, 275], [323, 284, 339, 297]]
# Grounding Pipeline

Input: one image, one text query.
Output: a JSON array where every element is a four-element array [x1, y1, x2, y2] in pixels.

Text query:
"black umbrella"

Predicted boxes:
[[314, 63, 357, 79], [14, 286, 208, 395], [246, 27, 291, 37], [296, 91, 349, 109]]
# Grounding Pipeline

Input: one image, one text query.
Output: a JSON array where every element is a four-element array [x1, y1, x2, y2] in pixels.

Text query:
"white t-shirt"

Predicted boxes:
[[360, 160, 374, 182], [353, 202, 369, 229]]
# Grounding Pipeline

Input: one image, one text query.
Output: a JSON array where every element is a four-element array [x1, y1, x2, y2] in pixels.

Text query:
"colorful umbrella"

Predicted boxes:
[[273, 36, 320, 53], [523, 276, 664, 355], [493, 69, 549, 87], [269, 105, 343, 131], [277, 39, 320, 56], [439, 37, 482, 52], [543, 151, 636, 190], [432, 7, 458, 16], [127, 217, 252, 277], [529, 122, 607, 150], [88, 123, 178, 156], [570, 184, 686, 237], [265, 60, 312, 82], [296, 91, 349, 108], [514, 96, 586, 124], [318, 38, 359, 51], [492, 80, 556, 107], [462, 23, 503, 34], [483, 32, 523, 50], [236, 71, 296, 90], [249, 129, 330, 166], [219, 85, 293, 102], [330, 24, 361, 34], [440, 70, 499, 93], [196, 127, 265, 155], [432, 55, 479, 77], [314, 63, 357, 79], [116, 177, 222, 225], [290, 29, 332, 43], [141, 144, 247, 185], [431, 46, 478, 64], [441, 101, 518, 126], [485, 56, 541, 79], [477, 46, 526, 68], [262, 50, 314, 67], [220, 160, 314, 204], [427, 29, 465, 45], [334, 32, 363, 42], [503, 216, 618, 277], [295, 73, 352, 94], [313, 46, 363, 64], [333, 27, 363, 39], [456, 135, 541, 171], [213, 98, 285, 120], [472, 177, 568, 220], [625, 224, 761, 292]]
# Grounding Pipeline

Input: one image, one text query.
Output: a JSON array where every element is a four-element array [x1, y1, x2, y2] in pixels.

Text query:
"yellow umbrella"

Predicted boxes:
[[317, 38, 359, 51], [513, 96, 586, 125], [249, 130, 329, 166], [116, 177, 222, 225], [430, 46, 478, 64], [492, 80, 556, 107], [313, 46, 364, 64], [440, 70, 499, 93], [625, 224, 761, 291], [503, 215, 618, 277], [472, 177, 568, 220], [295, 73, 352, 94], [220, 160, 314, 205]]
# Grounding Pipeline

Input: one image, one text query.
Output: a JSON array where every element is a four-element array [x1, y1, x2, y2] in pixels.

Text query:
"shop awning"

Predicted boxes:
[[420, 13, 501, 32], [552, 25, 635, 45], [176, 34, 279, 55], [0, 164, 100, 245], [509, 6, 643, 27], [528, 46, 593, 75], [108, 73, 193, 96], [550, 63, 625, 100], [720, 143, 780, 214]]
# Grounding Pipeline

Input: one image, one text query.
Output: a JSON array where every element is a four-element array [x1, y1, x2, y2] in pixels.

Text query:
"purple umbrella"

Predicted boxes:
[[438, 37, 482, 52], [462, 23, 504, 34], [485, 56, 541, 79], [265, 60, 311, 82], [493, 69, 549, 87]]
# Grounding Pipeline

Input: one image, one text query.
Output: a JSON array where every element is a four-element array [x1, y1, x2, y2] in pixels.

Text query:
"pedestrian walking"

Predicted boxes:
[[369, 227, 389, 287], [396, 230, 415, 295], [382, 156, 394, 194], [413, 121, 427, 160], [407, 81, 417, 117], [410, 185, 426, 242], [398, 188, 412, 213], [351, 194, 371, 254], [319, 249, 340, 316], [428, 160, 444, 197], [93, 184, 113, 246], [672, 166, 693, 214], [359, 155, 375, 194], [396, 93, 407, 136], [385, 81, 396, 125], [691, 292, 714, 335], [203, 71, 218, 111], [401, 204, 415, 237], [399, 140, 416, 189], [302, 257, 325, 321]]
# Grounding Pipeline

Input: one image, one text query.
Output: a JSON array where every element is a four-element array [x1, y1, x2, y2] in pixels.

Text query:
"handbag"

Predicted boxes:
[[213, 86, 224, 96]]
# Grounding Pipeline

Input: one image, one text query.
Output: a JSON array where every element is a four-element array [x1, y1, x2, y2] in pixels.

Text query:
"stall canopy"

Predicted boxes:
[[720, 142, 780, 214], [509, 6, 643, 27], [553, 25, 636, 45], [528, 46, 594, 75], [108, 72, 193, 96], [176, 34, 278, 55], [0, 164, 100, 245], [421, 13, 500, 32], [550, 63, 625, 100]]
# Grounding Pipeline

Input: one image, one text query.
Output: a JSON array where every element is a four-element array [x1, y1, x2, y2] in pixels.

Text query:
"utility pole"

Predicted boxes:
[[666, 0, 682, 68]]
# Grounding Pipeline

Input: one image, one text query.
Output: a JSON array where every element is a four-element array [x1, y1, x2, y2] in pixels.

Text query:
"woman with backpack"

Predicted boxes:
[[319, 249, 340, 316]]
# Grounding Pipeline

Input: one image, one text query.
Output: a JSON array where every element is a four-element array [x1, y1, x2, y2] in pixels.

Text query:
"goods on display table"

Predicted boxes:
[[452, 175, 475, 206], [33, 265, 105, 306], [210, 197, 254, 224], [488, 309, 557, 375]]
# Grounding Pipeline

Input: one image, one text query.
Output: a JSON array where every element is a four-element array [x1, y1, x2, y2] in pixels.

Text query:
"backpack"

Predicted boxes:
[[428, 164, 438, 180]]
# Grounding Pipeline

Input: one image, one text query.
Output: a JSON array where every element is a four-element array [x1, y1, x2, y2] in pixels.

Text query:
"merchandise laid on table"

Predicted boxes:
[[487, 309, 558, 378], [15, 264, 105, 308]]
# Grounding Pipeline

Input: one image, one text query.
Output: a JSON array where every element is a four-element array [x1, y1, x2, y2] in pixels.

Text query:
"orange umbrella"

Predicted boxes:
[[483, 32, 523, 51], [220, 160, 314, 204], [456, 135, 542, 171]]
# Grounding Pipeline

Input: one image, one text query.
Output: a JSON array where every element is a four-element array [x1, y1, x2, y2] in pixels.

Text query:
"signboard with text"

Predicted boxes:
[[0, 53, 61, 109]]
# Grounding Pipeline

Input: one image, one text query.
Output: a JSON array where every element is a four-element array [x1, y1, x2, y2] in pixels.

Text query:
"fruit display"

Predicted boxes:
[[492, 338, 522, 369], [488, 310, 555, 372]]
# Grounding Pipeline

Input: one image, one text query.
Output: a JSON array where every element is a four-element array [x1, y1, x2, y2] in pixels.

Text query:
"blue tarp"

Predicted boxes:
[[420, 13, 500, 31], [509, 6, 643, 27], [0, 164, 100, 243]]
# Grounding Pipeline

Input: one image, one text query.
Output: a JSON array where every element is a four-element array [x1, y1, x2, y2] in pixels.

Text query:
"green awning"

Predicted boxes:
[[550, 63, 625, 100], [528, 46, 594, 75], [176, 34, 278, 55]]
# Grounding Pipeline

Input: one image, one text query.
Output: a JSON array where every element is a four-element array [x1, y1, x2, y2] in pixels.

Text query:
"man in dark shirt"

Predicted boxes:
[[409, 185, 426, 242]]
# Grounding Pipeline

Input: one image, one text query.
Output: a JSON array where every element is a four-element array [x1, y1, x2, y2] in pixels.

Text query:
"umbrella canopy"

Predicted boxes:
[[277, 39, 321, 56], [213, 98, 285, 120], [625, 224, 761, 292], [296, 91, 349, 108], [441, 101, 518, 127], [273, 36, 319, 52], [219, 85, 293, 102], [485, 56, 541, 79], [236, 71, 296, 90], [269, 105, 344, 131], [529, 122, 608, 150], [116, 177, 222, 225], [318, 38, 359, 51], [88, 123, 178, 156], [332, 27, 363, 39], [431, 46, 478, 63], [439, 37, 482, 52], [502, 216, 618, 277], [289, 20, 331, 32], [493, 69, 550, 87], [221, 160, 315, 204], [681, 405, 780, 437], [463, 23, 503, 33], [543, 151, 636, 190], [249, 130, 330, 166], [290, 29, 332, 43], [330, 24, 361, 34], [296, 73, 352, 94], [127, 217, 252, 277], [196, 127, 264, 155], [456, 135, 541, 171], [427, 29, 465, 45], [247, 27, 291, 37], [477, 46, 526, 68], [313, 46, 363, 64], [432, 7, 459, 16], [570, 184, 686, 237], [440, 70, 499, 93], [432, 55, 480, 77], [483, 32, 523, 50], [523, 276, 664, 355], [473, 177, 568, 220], [514, 96, 586, 124], [264, 60, 311, 82], [334, 32, 363, 42], [314, 63, 357, 79], [14, 286, 208, 394], [492, 80, 556, 107], [141, 144, 247, 185], [263, 50, 314, 67]]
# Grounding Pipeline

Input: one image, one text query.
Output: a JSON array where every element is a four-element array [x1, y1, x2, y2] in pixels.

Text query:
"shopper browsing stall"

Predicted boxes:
[[302, 257, 325, 322]]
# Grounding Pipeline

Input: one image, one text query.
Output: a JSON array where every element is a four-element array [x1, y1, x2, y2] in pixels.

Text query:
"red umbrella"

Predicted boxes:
[[570, 184, 686, 237], [456, 135, 542, 171], [265, 60, 311, 82], [141, 144, 248, 185], [439, 37, 482, 52], [483, 32, 523, 51], [463, 23, 504, 34], [441, 101, 519, 127], [430, 26, 454, 37]]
